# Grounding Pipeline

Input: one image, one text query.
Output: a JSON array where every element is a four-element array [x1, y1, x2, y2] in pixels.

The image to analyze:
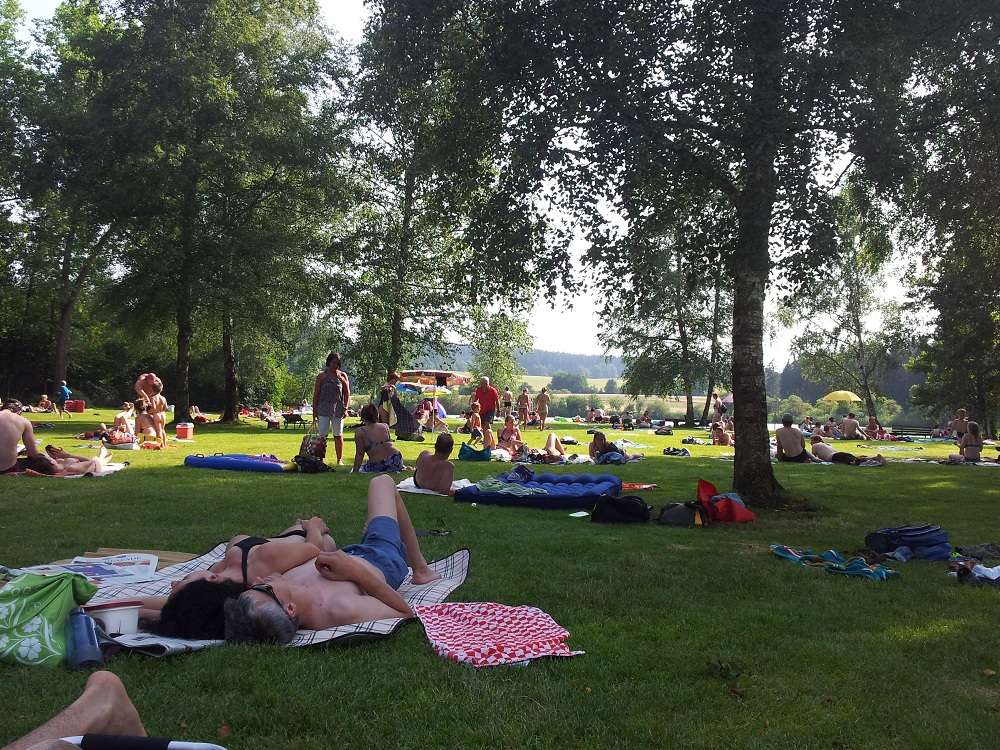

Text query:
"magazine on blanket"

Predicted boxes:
[[15, 553, 158, 586]]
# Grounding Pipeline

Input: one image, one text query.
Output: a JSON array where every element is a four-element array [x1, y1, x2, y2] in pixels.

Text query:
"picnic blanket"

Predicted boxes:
[[397, 477, 474, 496], [88, 543, 470, 655], [770, 545, 899, 581], [415, 602, 584, 666]]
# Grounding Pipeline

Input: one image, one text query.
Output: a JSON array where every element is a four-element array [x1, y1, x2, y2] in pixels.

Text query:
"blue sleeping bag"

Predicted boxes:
[[455, 472, 622, 509]]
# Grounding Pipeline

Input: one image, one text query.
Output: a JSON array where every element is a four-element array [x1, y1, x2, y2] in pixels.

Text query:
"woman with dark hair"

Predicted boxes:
[[152, 579, 250, 640], [353, 404, 405, 474], [313, 352, 351, 465], [139, 517, 336, 634], [949, 420, 985, 463]]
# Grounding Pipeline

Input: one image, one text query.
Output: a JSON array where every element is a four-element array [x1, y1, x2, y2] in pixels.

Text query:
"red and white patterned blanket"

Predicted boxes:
[[416, 601, 584, 666]]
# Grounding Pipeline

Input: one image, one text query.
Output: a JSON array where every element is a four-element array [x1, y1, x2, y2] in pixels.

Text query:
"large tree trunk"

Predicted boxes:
[[221, 315, 240, 421], [172, 167, 198, 425], [728, 0, 805, 510], [53, 216, 117, 388]]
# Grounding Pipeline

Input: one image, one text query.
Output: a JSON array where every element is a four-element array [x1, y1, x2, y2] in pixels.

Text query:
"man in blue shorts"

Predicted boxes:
[[224, 475, 442, 644]]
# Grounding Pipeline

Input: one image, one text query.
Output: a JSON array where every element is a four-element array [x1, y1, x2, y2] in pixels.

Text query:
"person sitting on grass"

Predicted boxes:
[[0, 400, 55, 475], [413, 433, 456, 494], [588, 431, 641, 462], [223, 475, 443, 644], [775, 412, 818, 463], [483, 423, 496, 450], [353, 403, 405, 474], [23, 394, 53, 413], [139, 516, 338, 639], [948, 421, 985, 463], [712, 422, 733, 446], [810, 436, 886, 466], [863, 415, 881, 440], [497, 415, 525, 453]]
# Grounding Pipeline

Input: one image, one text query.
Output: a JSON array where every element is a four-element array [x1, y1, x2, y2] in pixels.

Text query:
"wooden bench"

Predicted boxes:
[[282, 413, 311, 430], [889, 425, 932, 439]]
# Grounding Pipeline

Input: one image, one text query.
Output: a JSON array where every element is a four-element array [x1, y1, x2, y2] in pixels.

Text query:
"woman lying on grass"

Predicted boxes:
[[140, 516, 338, 639]]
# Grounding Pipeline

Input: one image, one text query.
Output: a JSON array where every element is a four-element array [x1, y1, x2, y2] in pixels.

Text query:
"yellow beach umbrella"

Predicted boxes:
[[821, 390, 862, 402]]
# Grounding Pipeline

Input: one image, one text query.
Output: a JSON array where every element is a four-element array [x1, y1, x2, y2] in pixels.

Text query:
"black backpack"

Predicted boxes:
[[293, 454, 329, 473], [591, 495, 651, 524], [657, 502, 708, 526]]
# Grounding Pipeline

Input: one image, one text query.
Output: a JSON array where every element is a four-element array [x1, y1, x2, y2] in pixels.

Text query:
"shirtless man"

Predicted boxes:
[[952, 409, 969, 445], [224, 476, 443, 644], [840, 412, 862, 439], [0, 400, 55, 475], [413, 433, 456, 495], [810, 436, 885, 466], [774, 413, 817, 463]]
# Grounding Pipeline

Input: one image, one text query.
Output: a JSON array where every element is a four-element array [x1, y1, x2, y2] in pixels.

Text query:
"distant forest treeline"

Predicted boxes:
[[416, 346, 924, 409], [413, 346, 623, 379]]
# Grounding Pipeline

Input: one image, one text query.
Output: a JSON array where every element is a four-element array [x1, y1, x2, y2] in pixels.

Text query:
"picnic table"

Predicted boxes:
[[282, 413, 312, 430]]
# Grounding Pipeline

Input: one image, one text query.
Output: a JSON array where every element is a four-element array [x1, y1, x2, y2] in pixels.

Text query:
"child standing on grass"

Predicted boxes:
[[55, 380, 72, 419], [467, 402, 483, 446]]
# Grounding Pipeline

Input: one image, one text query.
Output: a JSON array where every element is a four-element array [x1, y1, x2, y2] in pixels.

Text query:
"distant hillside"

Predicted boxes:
[[412, 346, 622, 379]]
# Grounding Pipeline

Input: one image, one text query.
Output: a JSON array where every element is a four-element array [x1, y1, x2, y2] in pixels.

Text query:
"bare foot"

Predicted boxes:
[[411, 566, 442, 585]]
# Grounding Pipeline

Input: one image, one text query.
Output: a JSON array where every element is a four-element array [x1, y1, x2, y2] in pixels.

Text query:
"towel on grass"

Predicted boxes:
[[415, 601, 584, 666], [87, 543, 470, 656], [397, 477, 474, 496], [770, 545, 899, 581], [5, 463, 128, 479]]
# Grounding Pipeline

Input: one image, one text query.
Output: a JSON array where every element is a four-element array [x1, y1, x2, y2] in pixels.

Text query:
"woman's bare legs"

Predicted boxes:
[[3, 672, 146, 750]]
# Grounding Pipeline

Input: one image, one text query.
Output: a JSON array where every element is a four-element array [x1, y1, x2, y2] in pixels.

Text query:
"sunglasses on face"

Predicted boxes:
[[249, 583, 284, 608]]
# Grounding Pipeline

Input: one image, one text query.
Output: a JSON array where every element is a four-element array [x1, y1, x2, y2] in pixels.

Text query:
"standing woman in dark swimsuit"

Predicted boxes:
[[352, 404, 405, 474], [313, 351, 351, 465]]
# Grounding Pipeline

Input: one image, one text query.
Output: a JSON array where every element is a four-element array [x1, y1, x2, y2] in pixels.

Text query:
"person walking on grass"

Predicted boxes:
[[55, 380, 72, 419], [534, 387, 551, 431]]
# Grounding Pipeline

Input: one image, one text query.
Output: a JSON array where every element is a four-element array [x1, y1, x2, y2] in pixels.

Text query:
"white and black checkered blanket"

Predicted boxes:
[[90, 544, 471, 656]]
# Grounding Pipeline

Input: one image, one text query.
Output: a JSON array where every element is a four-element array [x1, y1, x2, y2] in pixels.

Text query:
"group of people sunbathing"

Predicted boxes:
[[0, 399, 114, 475]]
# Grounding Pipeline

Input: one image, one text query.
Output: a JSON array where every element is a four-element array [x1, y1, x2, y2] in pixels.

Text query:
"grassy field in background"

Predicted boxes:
[[2, 411, 999, 749]]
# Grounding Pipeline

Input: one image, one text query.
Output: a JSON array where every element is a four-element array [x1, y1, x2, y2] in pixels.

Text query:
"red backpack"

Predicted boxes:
[[696, 480, 757, 524]]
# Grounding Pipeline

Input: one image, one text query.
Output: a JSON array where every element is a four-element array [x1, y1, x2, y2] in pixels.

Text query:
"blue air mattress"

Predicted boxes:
[[455, 472, 622, 509], [184, 453, 297, 472]]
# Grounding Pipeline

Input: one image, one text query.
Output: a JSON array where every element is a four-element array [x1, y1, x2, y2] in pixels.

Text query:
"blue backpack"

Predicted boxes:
[[865, 524, 951, 561]]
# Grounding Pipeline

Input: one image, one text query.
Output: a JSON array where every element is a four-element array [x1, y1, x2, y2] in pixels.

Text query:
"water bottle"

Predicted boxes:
[[65, 607, 104, 670]]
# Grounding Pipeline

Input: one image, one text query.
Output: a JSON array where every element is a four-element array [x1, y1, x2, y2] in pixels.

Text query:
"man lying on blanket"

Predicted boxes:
[[224, 475, 440, 645]]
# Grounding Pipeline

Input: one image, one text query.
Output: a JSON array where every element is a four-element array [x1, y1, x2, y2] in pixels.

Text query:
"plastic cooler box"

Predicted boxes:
[[176, 423, 194, 439], [64, 399, 85, 412]]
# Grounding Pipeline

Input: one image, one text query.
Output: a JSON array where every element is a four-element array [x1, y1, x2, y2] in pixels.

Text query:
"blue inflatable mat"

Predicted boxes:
[[184, 453, 297, 473], [454, 472, 622, 509]]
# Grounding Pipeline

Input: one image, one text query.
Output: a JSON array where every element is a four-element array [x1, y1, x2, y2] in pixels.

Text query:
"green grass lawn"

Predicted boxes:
[[2, 413, 999, 749]]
